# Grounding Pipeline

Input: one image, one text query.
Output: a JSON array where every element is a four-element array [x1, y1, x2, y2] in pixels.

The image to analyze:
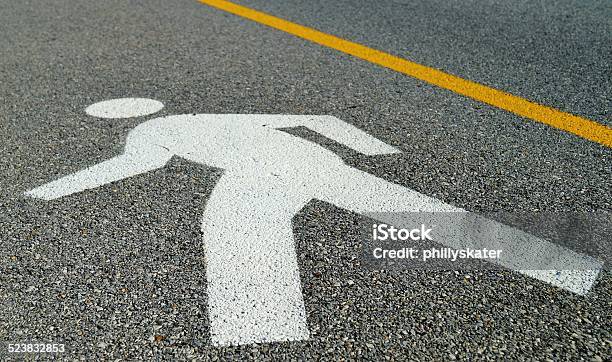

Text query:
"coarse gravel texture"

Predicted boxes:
[[0, 0, 610, 360]]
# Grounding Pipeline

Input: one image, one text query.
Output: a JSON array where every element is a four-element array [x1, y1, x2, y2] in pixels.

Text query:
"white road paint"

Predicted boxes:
[[25, 99, 603, 346], [85, 98, 164, 118]]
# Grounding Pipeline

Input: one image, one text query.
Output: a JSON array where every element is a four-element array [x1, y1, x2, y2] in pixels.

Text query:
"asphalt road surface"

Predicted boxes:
[[1, 0, 610, 360]]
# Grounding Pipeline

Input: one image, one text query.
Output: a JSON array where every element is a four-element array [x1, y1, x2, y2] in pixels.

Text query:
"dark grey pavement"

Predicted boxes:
[[238, 0, 612, 125], [0, 0, 610, 360]]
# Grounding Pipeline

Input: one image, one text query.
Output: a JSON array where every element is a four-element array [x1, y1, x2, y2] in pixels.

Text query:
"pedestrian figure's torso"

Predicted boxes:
[[130, 114, 345, 178]]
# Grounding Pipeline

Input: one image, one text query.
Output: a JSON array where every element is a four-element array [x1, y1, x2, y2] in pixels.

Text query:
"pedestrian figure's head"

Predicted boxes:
[[85, 98, 164, 119]]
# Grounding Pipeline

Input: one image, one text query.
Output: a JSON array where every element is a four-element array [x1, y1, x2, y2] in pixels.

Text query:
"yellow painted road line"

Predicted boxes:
[[198, 0, 612, 148]]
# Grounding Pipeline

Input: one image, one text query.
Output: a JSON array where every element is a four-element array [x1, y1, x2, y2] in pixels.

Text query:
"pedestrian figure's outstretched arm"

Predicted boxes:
[[262, 115, 402, 155], [25, 144, 172, 200]]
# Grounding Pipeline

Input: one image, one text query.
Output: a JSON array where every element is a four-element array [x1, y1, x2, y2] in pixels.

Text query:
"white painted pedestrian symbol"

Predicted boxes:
[[25, 98, 602, 346]]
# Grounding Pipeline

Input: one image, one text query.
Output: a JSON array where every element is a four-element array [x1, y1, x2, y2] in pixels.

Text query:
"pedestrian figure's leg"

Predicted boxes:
[[317, 167, 601, 295], [201, 174, 310, 346], [317, 166, 461, 213]]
